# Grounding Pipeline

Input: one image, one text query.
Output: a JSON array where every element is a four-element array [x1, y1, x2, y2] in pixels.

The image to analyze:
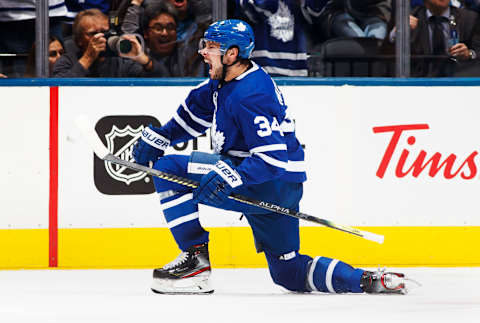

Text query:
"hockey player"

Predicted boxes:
[[132, 19, 408, 295]]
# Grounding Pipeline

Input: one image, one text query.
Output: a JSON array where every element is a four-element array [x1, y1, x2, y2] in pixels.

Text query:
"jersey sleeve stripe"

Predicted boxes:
[[250, 144, 287, 154], [227, 150, 251, 158], [181, 101, 212, 127], [286, 160, 306, 172], [173, 113, 203, 137], [255, 152, 306, 172], [255, 152, 287, 169], [228, 150, 305, 172]]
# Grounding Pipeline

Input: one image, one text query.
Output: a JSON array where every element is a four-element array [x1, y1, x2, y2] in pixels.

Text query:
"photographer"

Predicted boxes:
[[53, 8, 148, 77]]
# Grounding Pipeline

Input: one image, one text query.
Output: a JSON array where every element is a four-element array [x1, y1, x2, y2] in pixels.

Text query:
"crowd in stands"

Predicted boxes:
[[1, 0, 479, 78]]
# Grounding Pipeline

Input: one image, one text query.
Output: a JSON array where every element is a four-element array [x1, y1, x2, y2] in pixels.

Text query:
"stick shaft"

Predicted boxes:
[[103, 154, 384, 244]]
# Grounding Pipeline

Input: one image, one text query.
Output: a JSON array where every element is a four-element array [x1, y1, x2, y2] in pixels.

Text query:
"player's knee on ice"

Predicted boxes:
[[265, 252, 312, 292], [266, 252, 365, 293]]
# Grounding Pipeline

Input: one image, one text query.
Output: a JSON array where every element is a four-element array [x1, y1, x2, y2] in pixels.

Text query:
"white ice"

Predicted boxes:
[[0, 267, 479, 323]]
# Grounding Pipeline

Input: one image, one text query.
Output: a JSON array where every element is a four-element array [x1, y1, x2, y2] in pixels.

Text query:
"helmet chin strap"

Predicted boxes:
[[220, 52, 240, 82]]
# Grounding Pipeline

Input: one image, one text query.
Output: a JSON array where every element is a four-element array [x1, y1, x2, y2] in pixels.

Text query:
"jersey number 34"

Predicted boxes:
[[254, 116, 284, 137]]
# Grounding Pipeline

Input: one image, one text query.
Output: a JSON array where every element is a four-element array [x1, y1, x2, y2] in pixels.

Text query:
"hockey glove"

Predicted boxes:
[[193, 159, 243, 207], [132, 125, 170, 167]]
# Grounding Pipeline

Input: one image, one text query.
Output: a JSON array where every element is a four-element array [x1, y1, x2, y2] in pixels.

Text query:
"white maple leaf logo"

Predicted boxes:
[[211, 112, 225, 154], [233, 22, 247, 32], [268, 1, 294, 43], [212, 130, 225, 154]]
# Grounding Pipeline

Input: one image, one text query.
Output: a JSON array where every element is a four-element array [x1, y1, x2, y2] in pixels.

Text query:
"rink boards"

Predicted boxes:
[[1, 79, 480, 268]]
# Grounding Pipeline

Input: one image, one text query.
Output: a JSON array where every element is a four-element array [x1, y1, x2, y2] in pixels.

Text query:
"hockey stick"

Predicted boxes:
[[74, 115, 384, 244]]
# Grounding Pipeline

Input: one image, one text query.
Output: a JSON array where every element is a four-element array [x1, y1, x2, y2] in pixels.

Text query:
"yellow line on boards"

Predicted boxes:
[[0, 229, 48, 269], [1, 227, 479, 269]]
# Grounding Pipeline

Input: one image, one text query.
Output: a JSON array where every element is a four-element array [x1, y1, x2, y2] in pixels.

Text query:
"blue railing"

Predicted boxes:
[[1, 77, 480, 86]]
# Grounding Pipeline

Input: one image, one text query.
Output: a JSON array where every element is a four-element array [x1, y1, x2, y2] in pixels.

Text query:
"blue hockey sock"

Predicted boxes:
[[307, 256, 364, 293], [160, 191, 209, 251]]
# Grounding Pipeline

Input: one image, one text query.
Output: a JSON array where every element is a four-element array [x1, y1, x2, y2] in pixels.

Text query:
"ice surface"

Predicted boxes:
[[0, 267, 479, 323]]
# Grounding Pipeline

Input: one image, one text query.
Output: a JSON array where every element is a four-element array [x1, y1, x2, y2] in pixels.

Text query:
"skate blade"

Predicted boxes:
[[151, 276, 214, 295], [151, 288, 214, 295], [377, 277, 421, 295], [402, 277, 422, 294]]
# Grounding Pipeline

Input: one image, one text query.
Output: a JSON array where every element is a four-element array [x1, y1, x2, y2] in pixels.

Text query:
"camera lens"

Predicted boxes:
[[118, 39, 132, 54]]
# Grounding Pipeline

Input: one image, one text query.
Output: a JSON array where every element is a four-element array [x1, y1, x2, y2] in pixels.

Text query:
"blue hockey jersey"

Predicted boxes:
[[159, 62, 306, 186]]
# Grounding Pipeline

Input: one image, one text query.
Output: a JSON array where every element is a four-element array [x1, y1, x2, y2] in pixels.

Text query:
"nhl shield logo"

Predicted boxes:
[[94, 115, 161, 195], [104, 125, 146, 185]]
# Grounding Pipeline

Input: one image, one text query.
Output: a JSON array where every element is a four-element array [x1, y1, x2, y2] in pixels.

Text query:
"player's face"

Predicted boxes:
[[198, 40, 224, 80]]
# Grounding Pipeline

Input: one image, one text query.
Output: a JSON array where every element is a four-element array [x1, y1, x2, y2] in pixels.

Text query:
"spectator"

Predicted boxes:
[[121, 0, 212, 41], [25, 35, 65, 77], [389, 0, 480, 76], [411, 0, 478, 9], [0, 0, 67, 77], [319, 0, 392, 40], [233, 0, 328, 77], [409, 0, 480, 13], [120, 1, 206, 76], [64, 0, 111, 37], [53, 9, 147, 77], [167, 0, 212, 41]]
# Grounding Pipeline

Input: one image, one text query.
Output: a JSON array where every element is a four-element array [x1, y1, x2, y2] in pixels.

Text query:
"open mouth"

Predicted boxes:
[[155, 38, 176, 46], [172, 0, 186, 7]]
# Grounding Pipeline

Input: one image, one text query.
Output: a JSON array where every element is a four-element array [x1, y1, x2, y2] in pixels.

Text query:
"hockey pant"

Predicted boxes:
[[152, 152, 364, 293]]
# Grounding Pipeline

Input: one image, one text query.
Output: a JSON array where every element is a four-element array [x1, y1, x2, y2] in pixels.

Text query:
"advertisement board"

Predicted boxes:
[[60, 85, 480, 228], [2, 82, 480, 268]]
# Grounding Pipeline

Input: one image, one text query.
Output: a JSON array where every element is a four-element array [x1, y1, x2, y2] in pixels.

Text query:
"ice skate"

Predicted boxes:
[[360, 268, 418, 294], [151, 243, 213, 294]]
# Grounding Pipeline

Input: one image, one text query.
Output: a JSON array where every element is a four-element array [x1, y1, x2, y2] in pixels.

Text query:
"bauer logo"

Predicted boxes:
[[94, 116, 161, 195]]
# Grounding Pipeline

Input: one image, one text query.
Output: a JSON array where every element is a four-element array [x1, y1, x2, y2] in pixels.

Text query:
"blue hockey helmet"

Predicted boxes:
[[202, 19, 255, 59]]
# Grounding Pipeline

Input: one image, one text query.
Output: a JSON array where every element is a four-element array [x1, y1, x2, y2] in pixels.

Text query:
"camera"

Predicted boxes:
[[103, 29, 133, 57], [100, 8, 144, 57]]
